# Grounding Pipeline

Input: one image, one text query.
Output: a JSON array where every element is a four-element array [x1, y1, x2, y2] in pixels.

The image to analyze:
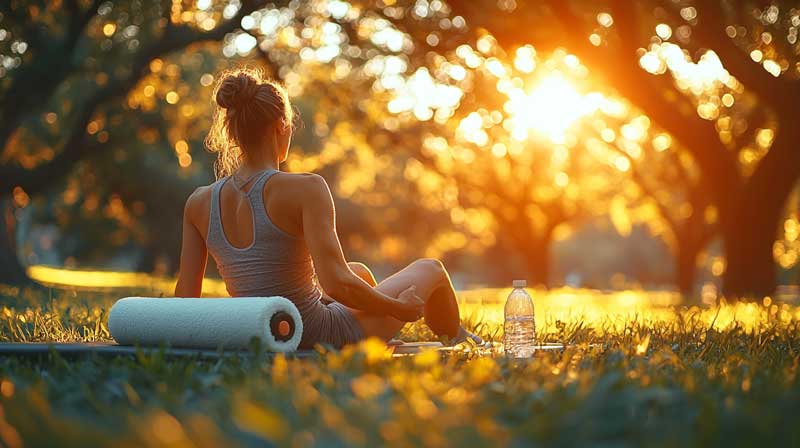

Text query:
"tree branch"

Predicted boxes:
[[0, 0, 102, 153], [245, 29, 281, 77], [539, 0, 742, 217], [609, 142, 682, 235], [682, 0, 799, 112], [745, 119, 800, 225], [0, 0, 267, 195]]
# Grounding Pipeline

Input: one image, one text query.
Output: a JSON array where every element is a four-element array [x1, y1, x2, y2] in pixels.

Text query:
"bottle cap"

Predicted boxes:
[[512, 280, 527, 288]]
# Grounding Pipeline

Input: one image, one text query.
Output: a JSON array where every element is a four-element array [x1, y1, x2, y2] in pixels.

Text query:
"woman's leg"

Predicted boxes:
[[349, 258, 461, 342]]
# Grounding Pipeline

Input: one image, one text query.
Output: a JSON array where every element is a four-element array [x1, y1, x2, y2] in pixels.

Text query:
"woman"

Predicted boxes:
[[175, 68, 480, 349]]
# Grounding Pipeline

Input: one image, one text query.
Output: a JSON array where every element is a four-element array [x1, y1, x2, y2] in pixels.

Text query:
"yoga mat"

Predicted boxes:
[[0, 343, 318, 359], [108, 297, 303, 352], [0, 341, 595, 359], [389, 342, 581, 356]]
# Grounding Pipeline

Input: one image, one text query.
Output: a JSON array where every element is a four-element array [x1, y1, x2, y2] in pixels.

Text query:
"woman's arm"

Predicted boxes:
[[175, 189, 208, 297], [300, 174, 423, 321]]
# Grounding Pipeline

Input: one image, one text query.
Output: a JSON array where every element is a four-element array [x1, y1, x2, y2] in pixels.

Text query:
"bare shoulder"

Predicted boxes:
[[183, 184, 213, 220], [271, 171, 331, 199], [186, 184, 212, 207]]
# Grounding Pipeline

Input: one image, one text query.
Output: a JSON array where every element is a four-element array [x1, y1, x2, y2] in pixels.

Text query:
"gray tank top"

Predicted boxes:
[[205, 169, 364, 348], [207, 168, 322, 300]]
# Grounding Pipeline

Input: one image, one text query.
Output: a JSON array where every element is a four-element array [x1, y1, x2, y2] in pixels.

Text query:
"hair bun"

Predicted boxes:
[[215, 73, 260, 110]]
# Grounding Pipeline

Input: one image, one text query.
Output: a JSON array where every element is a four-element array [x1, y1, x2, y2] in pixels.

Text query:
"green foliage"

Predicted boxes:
[[0, 286, 799, 446]]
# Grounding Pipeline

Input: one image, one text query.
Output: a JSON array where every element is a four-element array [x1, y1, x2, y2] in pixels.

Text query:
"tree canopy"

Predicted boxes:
[[1, 0, 798, 300]]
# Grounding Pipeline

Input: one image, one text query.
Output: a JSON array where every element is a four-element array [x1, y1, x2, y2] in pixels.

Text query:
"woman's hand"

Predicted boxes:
[[390, 285, 425, 322]]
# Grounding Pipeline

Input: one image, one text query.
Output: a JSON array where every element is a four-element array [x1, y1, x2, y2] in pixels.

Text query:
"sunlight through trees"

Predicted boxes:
[[1, 0, 798, 301]]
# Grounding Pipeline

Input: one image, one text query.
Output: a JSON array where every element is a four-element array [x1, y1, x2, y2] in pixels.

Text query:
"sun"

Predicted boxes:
[[504, 73, 594, 144]]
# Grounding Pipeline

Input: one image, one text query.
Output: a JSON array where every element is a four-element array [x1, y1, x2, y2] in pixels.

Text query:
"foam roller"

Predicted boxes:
[[108, 297, 303, 352]]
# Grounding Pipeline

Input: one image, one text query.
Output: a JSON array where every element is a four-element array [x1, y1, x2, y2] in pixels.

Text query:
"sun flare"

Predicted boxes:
[[504, 73, 597, 144]]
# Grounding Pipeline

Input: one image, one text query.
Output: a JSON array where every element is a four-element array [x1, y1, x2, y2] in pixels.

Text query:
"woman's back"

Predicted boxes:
[[190, 168, 362, 348], [205, 169, 321, 302]]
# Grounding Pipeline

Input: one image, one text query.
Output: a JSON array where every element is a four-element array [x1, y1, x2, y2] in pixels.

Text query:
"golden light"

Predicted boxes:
[[491, 142, 507, 158], [652, 133, 672, 151], [756, 128, 775, 148], [166, 91, 180, 104], [722, 93, 735, 107], [503, 73, 592, 143], [456, 111, 488, 146], [200, 17, 216, 31], [655, 23, 672, 40], [763, 59, 782, 77], [102, 23, 116, 37], [27, 265, 228, 296], [200, 73, 214, 87], [614, 156, 631, 172], [12, 186, 29, 208], [234, 33, 258, 55], [386, 67, 463, 122], [178, 153, 192, 167], [711, 257, 726, 276], [513, 45, 536, 73], [596, 12, 614, 27], [149, 58, 163, 73], [775, 208, 799, 269], [554, 172, 569, 187], [174, 140, 189, 154], [640, 43, 732, 94]]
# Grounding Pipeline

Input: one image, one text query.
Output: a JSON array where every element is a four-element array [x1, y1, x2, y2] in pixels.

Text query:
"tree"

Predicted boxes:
[[446, 0, 800, 298], [305, 41, 623, 287], [368, 3, 720, 291], [0, 0, 267, 285], [242, 0, 717, 289], [608, 126, 716, 297]]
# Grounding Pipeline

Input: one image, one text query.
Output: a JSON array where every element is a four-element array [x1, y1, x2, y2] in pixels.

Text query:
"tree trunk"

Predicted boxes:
[[675, 241, 700, 302], [523, 237, 552, 289], [720, 212, 780, 300], [137, 247, 158, 274], [718, 123, 799, 301], [0, 197, 32, 286]]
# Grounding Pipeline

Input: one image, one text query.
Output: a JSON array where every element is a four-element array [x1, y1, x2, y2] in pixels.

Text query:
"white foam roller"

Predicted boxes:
[[108, 297, 303, 352]]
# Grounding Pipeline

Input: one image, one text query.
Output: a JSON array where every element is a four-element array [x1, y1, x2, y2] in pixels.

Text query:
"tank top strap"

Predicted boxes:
[[207, 177, 229, 242], [244, 168, 279, 200], [246, 168, 280, 230]]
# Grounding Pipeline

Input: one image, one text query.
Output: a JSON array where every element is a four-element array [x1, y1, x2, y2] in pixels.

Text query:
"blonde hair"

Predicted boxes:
[[205, 67, 294, 179]]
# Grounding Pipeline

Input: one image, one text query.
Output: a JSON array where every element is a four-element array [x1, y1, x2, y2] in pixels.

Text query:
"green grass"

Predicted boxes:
[[1, 283, 799, 447]]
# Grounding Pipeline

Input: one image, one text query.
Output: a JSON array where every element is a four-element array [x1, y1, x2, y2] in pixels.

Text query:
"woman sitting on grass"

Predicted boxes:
[[174, 68, 481, 349]]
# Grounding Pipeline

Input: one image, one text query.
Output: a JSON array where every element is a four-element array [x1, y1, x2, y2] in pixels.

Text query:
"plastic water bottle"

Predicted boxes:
[[504, 279, 536, 358]]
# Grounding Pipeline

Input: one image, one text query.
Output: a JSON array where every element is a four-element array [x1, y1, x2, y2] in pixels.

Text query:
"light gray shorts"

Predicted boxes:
[[298, 300, 365, 349]]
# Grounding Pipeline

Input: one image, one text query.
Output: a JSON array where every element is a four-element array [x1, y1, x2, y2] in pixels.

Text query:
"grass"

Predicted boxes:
[[1, 273, 799, 447]]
